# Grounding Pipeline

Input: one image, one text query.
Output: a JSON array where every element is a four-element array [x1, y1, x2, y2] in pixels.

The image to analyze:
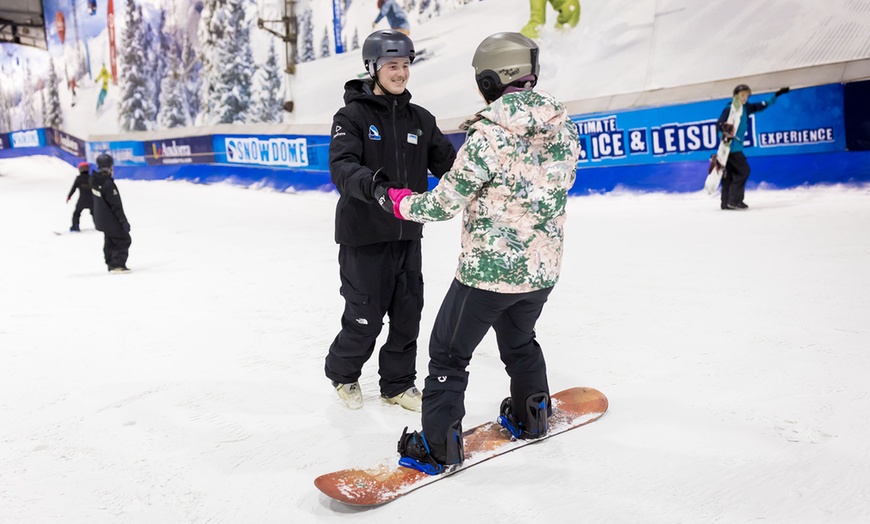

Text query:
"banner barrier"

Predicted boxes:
[[3, 83, 868, 192]]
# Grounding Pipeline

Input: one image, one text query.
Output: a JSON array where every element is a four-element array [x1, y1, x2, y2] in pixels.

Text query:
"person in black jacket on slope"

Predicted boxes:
[[325, 30, 456, 411], [67, 161, 94, 232], [90, 153, 132, 272]]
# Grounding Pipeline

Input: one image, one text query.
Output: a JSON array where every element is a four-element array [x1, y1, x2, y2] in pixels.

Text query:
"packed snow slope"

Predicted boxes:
[[2, 155, 870, 522]]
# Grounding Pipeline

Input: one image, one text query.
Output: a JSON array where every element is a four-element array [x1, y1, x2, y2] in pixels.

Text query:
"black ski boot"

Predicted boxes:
[[498, 392, 550, 439]]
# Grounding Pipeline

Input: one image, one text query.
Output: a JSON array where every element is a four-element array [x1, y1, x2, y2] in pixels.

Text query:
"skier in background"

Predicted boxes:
[[95, 64, 111, 111], [521, 0, 580, 39], [69, 76, 77, 107], [66, 161, 93, 231], [90, 153, 132, 272], [373, 0, 411, 35], [379, 32, 581, 474], [325, 30, 456, 411], [716, 84, 789, 210]]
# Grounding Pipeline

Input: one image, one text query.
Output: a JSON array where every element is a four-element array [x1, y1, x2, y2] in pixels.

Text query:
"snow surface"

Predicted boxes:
[[2, 155, 870, 522]]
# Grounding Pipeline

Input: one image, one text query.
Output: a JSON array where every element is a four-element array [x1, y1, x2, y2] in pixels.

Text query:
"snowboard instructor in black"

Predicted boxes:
[[90, 153, 132, 272], [67, 161, 94, 232], [325, 30, 456, 411]]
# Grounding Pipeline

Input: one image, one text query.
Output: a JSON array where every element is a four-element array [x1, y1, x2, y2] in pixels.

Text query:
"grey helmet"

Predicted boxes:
[[733, 84, 752, 95], [472, 32, 540, 103], [362, 30, 416, 78], [96, 153, 114, 170]]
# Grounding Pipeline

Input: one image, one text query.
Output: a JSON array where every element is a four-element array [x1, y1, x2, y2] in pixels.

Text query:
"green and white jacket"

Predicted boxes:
[[398, 89, 581, 293]]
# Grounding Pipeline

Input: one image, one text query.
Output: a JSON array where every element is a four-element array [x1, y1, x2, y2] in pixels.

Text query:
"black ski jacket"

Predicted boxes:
[[67, 173, 94, 207], [90, 170, 129, 235], [329, 79, 456, 246]]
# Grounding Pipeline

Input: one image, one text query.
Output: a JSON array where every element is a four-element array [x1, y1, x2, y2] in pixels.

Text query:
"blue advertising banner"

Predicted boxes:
[[572, 84, 845, 167], [9, 128, 46, 148], [87, 140, 147, 166], [144, 136, 215, 166], [213, 134, 331, 172], [0, 132, 8, 149], [47, 128, 87, 158]]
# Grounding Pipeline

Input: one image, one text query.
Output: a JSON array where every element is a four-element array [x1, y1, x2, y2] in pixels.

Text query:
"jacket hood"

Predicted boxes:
[[473, 90, 570, 139], [343, 78, 412, 110], [90, 171, 111, 189]]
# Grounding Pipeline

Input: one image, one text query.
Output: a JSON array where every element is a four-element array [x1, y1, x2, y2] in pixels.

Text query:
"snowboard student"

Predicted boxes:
[[67, 161, 94, 232], [373, 0, 411, 35], [377, 32, 581, 474], [717, 84, 789, 210], [90, 153, 132, 272], [325, 30, 456, 411]]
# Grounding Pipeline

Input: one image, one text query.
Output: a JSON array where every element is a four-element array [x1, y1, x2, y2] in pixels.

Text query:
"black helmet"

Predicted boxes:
[[733, 84, 751, 95], [96, 153, 114, 170], [362, 30, 415, 78], [472, 32, 540, 103]]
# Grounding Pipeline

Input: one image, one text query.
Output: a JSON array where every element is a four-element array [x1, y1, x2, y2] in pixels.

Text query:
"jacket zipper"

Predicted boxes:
[[391, 98, 404, 239]]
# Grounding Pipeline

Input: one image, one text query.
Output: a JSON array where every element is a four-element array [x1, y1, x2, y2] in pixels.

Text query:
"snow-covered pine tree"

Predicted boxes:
[[150, 9, 170, 124], [45, 56, 63, 129], [251, 41, 283, 124], [320, 27, 331, 59], [22, 61, 36, 129], [196, 0, 226, 124], [0, 83, 10, 132], [297, 8, 315, 63], [117, 0, 150, 131], [142, 16, 158, 123], [214, 0, 254, 124], [351, 27, 359, 51], [158, 41, 188, 129], [180, 34, 201, 124]]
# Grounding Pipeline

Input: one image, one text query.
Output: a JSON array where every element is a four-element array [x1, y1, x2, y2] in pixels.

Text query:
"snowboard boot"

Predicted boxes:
[[382, 386, 423, 412], [397, 421, 464, 476], [497, 392, 550, 439], [397, 427, 443, 475], [333, 381, 363, 410]]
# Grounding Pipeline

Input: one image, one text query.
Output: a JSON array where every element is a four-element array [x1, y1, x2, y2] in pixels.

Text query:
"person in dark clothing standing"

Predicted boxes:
[[67, 161, 93, 232], [90, 153, 132, 272], [716, 84, 789, 210], [325, 30, 456, 411]]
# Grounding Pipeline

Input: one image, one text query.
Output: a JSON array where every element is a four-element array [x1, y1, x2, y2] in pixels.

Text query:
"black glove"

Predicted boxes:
[[121, 222, 131, 233], [775, 87, 790, 97], [370, 170, 400, 214]]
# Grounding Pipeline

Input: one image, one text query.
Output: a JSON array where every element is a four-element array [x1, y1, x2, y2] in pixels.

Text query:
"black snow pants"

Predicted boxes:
[[421, 279, 553, 459], [71, 198, 93, 229], [325, 240, 423, 398], [722, 151, 751, 207], [103, 232, 131, 269]]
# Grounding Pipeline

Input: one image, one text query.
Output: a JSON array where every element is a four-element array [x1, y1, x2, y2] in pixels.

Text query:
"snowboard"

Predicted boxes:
[[314, 386, 608, 506], [705, 95, 744, 194]]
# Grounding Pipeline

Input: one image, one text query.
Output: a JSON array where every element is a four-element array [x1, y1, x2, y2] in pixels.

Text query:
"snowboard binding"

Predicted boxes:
[[397, 427, 444, 475], [498, 393, 550, 440]]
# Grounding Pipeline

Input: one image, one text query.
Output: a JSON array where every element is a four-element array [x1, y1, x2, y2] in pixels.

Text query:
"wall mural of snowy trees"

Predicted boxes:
[[0, 0, 479, 136], [1, 0, 286, 136]]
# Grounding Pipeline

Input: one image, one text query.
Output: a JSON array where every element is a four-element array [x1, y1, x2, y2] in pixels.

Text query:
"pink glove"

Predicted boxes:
[[388, 188, 412, 220]]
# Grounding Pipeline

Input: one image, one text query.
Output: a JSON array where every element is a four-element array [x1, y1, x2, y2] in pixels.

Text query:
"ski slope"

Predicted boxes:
[[2, 155, 870, 522]]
